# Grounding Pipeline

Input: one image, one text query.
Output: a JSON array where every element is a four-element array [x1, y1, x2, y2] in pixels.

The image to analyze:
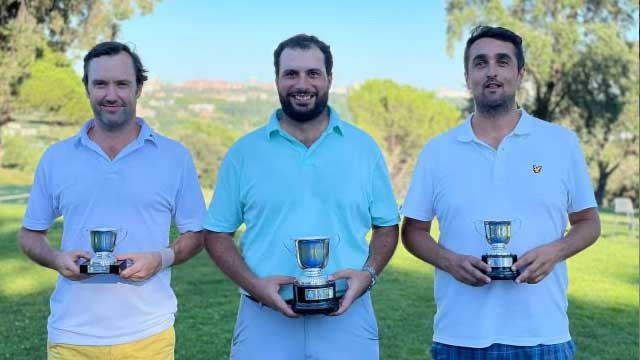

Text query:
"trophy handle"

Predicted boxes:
[[511, 219, 522, 234], [473, 220, 486, 238], [283, 237, 295, 257], [113, 228, 128, 253]]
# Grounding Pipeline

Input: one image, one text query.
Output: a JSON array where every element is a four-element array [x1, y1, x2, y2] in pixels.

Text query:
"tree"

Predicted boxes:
[[445, 0, 639, 205], [169, 119, 239, 188], [347, 79, 462, 198], [0, 0, 160, 128]]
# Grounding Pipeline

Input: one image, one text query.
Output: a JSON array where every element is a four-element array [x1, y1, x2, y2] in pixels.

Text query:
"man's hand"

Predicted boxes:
[[328, 269, 371, 316], [513, 242, 561, 284], [442, 252, 491, 286], [250, 276, 298, 318], [54, 250, 91, 281], [117, 252, 162, 281]]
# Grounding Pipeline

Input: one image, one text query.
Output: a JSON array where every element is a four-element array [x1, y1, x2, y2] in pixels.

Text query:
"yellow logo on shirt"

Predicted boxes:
[[533, 164, 542, 174]]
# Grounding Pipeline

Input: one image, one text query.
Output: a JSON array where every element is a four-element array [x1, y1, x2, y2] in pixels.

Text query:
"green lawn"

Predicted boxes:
[[0, 204, 637, 359]]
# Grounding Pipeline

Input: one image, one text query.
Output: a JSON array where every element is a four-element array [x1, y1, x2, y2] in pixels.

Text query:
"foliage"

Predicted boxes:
[[445, 0, 639, 205], [0, 135, 44, 172], [15, 46, 91, 125], [0, 0, 160, 127], [168, 119, 239, 189], [347, 79, 462, 198]]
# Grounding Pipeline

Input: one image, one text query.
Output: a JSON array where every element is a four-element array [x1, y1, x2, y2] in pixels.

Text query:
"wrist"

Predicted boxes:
[[159, 248, 175, 269], [361, 265, 377, 290]]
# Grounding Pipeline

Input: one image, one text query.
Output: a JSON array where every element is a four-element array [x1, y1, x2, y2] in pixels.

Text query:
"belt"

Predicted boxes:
[[244, 294, 294, 305]]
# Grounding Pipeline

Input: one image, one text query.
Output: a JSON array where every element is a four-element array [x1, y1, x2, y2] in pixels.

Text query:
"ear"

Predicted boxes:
[[136, 84, 143, 98], [328, 74, 333, 89], [516, 66, 525, 87], [464, 71, 471, 90]]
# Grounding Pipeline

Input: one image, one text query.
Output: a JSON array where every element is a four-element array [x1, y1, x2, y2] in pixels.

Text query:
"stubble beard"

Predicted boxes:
[[279, 91, 329, 123], [474, 92, 517, 118]]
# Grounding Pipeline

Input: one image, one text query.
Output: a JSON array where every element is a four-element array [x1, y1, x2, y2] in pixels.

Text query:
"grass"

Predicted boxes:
[[0, 204, 637, 359]]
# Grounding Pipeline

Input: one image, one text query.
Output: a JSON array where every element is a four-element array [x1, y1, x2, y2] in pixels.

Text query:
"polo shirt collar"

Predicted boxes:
[[76, 117, 158, 148], [266, 106, 344, 141], [456, 109, 534, 143]]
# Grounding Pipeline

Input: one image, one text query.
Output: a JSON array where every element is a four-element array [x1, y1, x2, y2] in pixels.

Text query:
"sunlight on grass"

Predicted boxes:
[[0, 258, 57, 297]]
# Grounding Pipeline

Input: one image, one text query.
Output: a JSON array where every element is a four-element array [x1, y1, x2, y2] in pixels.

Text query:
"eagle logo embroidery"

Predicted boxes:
[[533, 164, 542, 174]]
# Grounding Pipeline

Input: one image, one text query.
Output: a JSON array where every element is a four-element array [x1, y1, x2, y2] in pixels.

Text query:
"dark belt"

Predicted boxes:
[[244, 294, 294, 305]]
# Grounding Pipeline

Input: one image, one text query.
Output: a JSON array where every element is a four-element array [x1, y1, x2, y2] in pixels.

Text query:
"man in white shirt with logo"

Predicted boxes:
[[401, 26, 600, 360]]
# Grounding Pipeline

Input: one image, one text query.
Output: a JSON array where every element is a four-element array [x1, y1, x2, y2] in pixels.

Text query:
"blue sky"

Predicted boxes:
[[113, 0, 468, 91]]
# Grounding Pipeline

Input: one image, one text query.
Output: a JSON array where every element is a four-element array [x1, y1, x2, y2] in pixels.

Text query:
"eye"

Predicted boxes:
[[474, 60, 486, 68], [308, 70, 321, 78], [116, 82, 130, 88]]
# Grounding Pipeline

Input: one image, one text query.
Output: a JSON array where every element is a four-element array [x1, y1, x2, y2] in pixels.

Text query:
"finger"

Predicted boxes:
[[116, 253, 137, 262], [329, 269, 353, 281], [270, 276, 296, 285], [464, 262, 490, 285], [119, 261, 143, 279], [512, 252, 535, 270], [274, 298, 298, 318], [515, 265, 536, 284], [331, 288, 356, 316], [470, 257, 492, 273]]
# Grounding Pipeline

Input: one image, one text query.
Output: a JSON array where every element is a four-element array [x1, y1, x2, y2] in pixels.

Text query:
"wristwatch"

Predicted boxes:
[[362, 265, 377, 291]]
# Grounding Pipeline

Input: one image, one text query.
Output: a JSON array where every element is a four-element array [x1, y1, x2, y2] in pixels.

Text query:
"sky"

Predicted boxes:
[[110, 0, 468, 92]]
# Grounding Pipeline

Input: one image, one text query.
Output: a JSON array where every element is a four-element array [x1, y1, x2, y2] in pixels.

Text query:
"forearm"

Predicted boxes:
[[364, 225, 399, 274], [18, 227, 58, 270], [203, 230, 259, 293], [401, 218, 454, 271], [170, 230, 204, 266], [553, 207, 601, 262]]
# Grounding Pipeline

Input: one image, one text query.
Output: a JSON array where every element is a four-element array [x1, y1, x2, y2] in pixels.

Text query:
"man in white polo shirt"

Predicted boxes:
[[18, 42, 205, 359], [401, 26, 600, 359]]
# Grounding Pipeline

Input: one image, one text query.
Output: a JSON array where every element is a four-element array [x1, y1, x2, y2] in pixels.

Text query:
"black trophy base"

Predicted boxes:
[[292, 280, 339, 315], [79, 260, 129, 274], [482, 254, 520, 280]]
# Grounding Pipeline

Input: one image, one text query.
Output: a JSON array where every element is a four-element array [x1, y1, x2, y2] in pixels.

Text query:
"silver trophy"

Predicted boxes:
[[289, 236, 339, 314], [79, 228, 129, 274], [476, 220, 520, 280]]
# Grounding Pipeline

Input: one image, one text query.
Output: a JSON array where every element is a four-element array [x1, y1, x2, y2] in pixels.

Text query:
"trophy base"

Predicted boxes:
[[292, 281, 339, 315], [482, 254, 520, 280], [79, 260, 129, 274]]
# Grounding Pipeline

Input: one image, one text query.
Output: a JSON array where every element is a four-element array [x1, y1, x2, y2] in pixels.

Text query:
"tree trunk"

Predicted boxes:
[[594, 161, 613, 207]]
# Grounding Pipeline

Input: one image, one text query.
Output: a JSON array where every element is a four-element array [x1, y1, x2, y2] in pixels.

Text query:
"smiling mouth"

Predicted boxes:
[[484, 83, 502, 90]]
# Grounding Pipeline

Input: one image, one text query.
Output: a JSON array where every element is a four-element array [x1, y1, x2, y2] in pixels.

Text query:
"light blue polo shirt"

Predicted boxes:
[[23, 118, 206, 345], [204, 108, 399, 299], [401, 110, 597, 347]]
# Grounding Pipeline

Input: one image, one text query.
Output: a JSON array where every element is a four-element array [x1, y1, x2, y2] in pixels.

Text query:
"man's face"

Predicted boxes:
[[465, 37, 523, 114], [87, 52, 140, 131], [276, 46, 332, 122]]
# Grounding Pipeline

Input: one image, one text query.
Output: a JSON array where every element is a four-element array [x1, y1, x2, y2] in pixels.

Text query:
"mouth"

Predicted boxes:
[[100, 104, 124, 113], [484, 82, 503, 90], [289, 93, 316, 106]]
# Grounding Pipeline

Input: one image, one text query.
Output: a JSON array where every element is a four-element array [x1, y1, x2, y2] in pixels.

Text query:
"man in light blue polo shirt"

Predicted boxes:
[[401, 26, 601, 359], [19, 42, 205, 359], [204, 34, 399, 359]]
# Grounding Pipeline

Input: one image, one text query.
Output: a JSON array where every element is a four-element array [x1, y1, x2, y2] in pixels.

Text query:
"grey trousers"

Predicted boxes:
[[230, 292, 379, 360]]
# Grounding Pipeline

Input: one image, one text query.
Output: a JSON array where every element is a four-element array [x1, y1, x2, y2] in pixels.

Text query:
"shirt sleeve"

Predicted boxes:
[[369, 152, 400, 227], [173, 149, 206, 233], [22, 149, 60, 231], [401, 143, 436, 221], [203, 149, 243, 232], [566, 132, 597, 213]]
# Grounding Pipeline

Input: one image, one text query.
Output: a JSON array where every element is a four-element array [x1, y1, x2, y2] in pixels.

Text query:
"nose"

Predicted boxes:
[[487, 61, 498, 78], [104, 84, 118, 100]]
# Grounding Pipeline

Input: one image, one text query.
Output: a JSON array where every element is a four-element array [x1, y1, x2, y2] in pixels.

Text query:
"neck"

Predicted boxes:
[[88, 118, 141, 159], [279, 108, 330, 148], [471, 106, 521, 150]]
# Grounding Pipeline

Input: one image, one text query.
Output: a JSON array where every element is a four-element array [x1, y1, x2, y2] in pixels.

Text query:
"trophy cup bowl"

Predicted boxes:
[[291, 236, 339, 315], [479, 220, 520, 281], [79, 228, 129, 274]]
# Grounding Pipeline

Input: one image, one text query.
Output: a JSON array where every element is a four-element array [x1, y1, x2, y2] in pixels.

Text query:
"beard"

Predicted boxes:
[[91, 100, 135, 131], [474, 90, 516, 118], [278, 90, 329, 123]]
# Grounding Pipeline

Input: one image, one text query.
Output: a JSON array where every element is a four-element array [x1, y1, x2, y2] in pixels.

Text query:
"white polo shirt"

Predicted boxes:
[[401, 110, 596, 347], [23, 118, 205, 345]]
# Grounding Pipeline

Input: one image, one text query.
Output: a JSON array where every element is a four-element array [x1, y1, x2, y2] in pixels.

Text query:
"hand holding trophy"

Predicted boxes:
[[79, 228, 131, 274], [286, 235, 340, 314], [475, 220, 521, 280]]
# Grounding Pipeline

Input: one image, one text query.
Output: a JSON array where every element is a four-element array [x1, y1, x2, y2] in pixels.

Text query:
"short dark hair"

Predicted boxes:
[[464, 26, 525, 74], [273, 34, 333, 77], [82, 41, 148, 90]]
